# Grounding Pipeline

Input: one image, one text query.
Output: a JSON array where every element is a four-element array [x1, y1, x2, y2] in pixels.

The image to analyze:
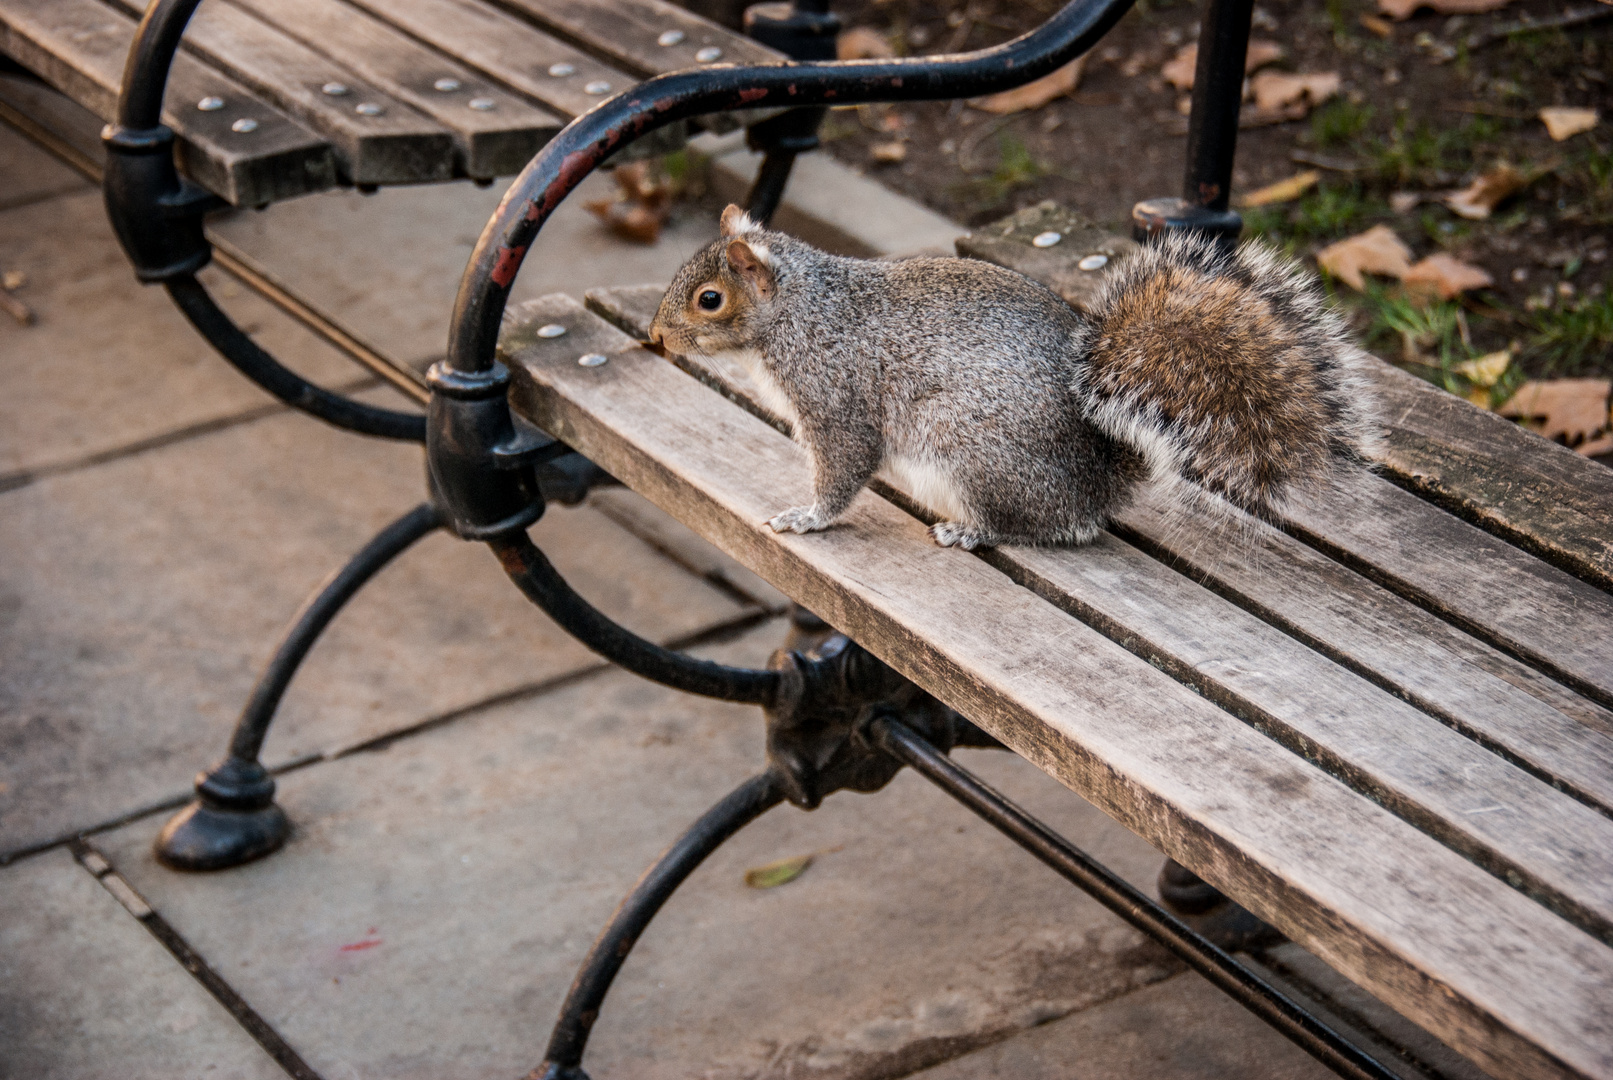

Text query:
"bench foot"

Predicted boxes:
[[155, 757, 290, 871], [1159, 858, 1285, 952]]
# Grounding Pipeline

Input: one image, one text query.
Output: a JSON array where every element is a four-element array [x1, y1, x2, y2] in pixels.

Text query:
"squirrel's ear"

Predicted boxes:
[[719, 204, 760, 238], [726, 238, 775, 300]]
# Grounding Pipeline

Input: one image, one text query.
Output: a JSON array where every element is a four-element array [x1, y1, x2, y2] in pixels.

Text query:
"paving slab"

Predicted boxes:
[[96, 623, 1179, 1080], [0, 119, 88, 212], [907, 969, 1334, 1080], [0, 847, 284, 1080], [0, 188, 372, 483], [0, 400, 753, 855], [206, 171, 728, 371]]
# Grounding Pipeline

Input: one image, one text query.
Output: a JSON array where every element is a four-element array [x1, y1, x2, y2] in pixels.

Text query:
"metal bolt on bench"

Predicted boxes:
[[99, 0, 1401, 1075]]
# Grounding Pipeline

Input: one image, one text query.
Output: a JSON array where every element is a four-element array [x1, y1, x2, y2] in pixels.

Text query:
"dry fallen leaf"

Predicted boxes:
[[870, 139, 908, 164], [1403, 253, 1494, 299], [1389, 191, 1424, 213], [744, 853, 815, 889], [1498, 378, 1613, 455], [584, 161, 671, 244], [1359, 13, 1395, 36], [971, 55, 1087, 114], [1377, 0, 1512, 20], [2, 270, 24, 291], [1248, 70, 1341, 113], [1539, 107, 1599, 142], [1443, 164, 1529, 220], [1454, 349, 1512, 387], [837, 26, 895, 60], [1161, 40, 1284, 92], [1236, 170, 1320, 207], [1315, 225, 1414, 291]]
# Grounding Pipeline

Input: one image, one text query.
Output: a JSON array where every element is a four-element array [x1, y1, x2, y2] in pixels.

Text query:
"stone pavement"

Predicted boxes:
[[1, 105, 1453, 1080]]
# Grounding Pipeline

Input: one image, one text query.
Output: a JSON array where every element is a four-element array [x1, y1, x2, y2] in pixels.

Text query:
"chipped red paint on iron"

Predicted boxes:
[[491, 244, 527, 288], [738, 87, 768, 103]]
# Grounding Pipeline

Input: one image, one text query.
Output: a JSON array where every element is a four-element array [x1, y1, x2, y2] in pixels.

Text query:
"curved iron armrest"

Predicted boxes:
[[101, 0, 427, 442]]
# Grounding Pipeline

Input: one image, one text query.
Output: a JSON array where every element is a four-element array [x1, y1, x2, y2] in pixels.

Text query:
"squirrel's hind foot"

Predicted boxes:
[[766, 504, 832, 535], [928, 521, 996, 550]]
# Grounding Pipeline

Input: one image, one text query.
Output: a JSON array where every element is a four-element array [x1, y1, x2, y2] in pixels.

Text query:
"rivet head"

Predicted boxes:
[[321, 82, 350, 97], [578, 353, 608, 367], [468, 96, 497, 110], [584, 80, 612, 95], [231, 117, 259, 133], [657, 29, 685, 46], [1032, 231, 1062, 248], [537, 324, 568, 338], [354, 102, 385, 116], [1078, 254, 1109, 271], [197, 96, 225, 111], [433, 77, 461, 92], [695, 46, 723, 62], [548, 62, 576, 78]]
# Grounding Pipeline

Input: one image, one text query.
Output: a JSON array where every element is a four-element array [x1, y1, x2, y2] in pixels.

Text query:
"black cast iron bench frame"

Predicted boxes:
[[94, 1, 1409, 1077]]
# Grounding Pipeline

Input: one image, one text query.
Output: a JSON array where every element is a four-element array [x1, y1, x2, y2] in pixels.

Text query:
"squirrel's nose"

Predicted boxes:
[[647, 323, 663, 345]]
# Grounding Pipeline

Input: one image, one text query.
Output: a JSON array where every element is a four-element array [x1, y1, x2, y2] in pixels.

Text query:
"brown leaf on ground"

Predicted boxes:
[[837, 26, 895, 59], [1539, 107, 1599, 141], [1360, 13, 1395, 36], [745, 853, 815, 889], [870, 139, 908, 164], [584, 161, 671, 245], [1498, 379, 1613, 455], [1161, 40, 1284, 91], [1248, 70, 1341, 113], [1315, 225, 1414, 291], [1236, 170, 1320, 207], [1378, 0, 1512, 20], [1454, 349, 1512, 388], [1443, 164, 1529, 220], [1402, 253, 1494, 299], [971, 55, 1087, 114]]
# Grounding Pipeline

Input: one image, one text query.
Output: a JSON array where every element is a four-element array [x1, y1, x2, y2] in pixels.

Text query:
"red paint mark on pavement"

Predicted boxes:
[[340, 938, 383, 952]]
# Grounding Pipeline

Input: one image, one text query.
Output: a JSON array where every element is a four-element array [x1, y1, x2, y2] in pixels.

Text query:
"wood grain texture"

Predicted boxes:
[[503, 294, 1613, 1080], [99, 0, 453, 185], [223, 0, 562, 179], [0, 0, 335, 205], [956, 206, 1613, 593], [341, 0, 639, 121], [489, 0, 782, 78]]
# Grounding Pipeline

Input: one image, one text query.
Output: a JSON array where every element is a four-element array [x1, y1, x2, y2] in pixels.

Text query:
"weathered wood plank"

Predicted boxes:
[[0, 0, 335, 205], [584, 285, 1613, 937], [489, 0, 782, 79], [223, 0, 563, 179], [99, 0, 453, 185], [504, 294, 1613, 1080], [340, 0, 640, 121], [956, 202, 1613, 594]]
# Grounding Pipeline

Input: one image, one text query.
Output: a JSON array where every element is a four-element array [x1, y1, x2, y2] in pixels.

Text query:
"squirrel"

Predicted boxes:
[[648, 204, 1380, 550]]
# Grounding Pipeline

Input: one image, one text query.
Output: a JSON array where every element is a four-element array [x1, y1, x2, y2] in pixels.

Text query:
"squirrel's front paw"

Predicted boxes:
[[929, 521, 993, 550], [766, 505, 831, 534]]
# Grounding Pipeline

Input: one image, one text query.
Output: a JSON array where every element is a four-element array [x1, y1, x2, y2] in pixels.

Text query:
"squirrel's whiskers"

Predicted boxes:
[[649, 204, 1382, 551]]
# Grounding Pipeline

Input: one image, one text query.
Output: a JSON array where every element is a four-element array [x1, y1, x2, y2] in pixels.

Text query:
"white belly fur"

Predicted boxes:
[[702, 347, 800, 429], [879, 452, 969, 521]]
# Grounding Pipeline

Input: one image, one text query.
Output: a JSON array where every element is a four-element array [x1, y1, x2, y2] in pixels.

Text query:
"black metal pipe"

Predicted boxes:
[[1181, 0, 1255, 209], [489, 532, 780, 706], [116, 0, 204, 129], [745, 148, 801, 225], [229, 502, 443, 761], [167, 277, 427, 442], [870, 718, 1398, 1080], [446, 0, 1136, 376], [532, 771, 786, 1078]]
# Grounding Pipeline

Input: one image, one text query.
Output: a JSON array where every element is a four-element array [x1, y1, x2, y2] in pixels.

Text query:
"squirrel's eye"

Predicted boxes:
[[697, 289, 723, 311]]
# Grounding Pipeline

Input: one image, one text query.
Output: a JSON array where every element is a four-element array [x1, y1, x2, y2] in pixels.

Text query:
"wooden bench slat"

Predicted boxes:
[[0, 0, 335, 205], [1373, 362, 1613, 593], [1285, 478, 1613, 711], [589, 284, 1613, 811], [99, 0, 454, 185], [340, 0, 641, 122], [583, 285, 1613, 940], [504, 294, 1613, 1080], [488, 0, 782, 79], [222, 0, 563, 179]]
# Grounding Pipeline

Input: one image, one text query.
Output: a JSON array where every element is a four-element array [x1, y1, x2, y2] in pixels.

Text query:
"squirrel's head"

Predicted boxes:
[[649, 204, 777, 358]]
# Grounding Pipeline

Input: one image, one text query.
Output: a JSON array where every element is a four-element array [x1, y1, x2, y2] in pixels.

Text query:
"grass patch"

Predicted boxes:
[[1530, 288, 1613, 374], [1355, 284, 1523, 403], [951, 131, 1047, 212], [1310, 99, 1374, 150], [1366, 114, 1507, 185]]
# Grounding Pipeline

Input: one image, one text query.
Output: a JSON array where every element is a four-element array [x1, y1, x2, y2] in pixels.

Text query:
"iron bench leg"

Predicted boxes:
[[154, 502, 444, 870], [739, 0, 839, 224]]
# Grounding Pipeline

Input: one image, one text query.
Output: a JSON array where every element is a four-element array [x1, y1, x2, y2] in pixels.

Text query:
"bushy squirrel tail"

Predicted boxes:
[[1073, 231, 1381, 521]]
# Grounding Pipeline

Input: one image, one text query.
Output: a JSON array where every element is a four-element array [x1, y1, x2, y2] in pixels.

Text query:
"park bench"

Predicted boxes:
[[3, 0, 1612, 1078]]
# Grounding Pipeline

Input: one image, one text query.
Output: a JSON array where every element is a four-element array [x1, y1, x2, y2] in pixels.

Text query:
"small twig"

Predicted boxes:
[[1290, 150, 1367, 172], [957, 113, 1024, 172], [0, 290, 34, 326], [1464, 5, 1613, 50], [1441, 102, 1536, 119]]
